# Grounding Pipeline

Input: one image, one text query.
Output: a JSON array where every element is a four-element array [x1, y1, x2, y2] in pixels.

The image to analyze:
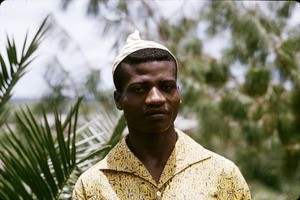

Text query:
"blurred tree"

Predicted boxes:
[[59, 0, 300, 198], [34, 15, 115, 114], [0, 17, 50, 127]]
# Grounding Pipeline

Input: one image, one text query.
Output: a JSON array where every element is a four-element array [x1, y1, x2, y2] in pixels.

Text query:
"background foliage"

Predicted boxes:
[[0, 1, 299, 199]]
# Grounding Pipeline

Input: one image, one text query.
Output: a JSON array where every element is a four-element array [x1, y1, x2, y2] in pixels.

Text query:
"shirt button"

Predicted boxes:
[[156, 191, 162, 197]]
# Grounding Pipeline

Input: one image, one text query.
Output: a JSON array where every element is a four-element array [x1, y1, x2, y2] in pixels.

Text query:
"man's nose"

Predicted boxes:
[[145, 87, 166, 105]]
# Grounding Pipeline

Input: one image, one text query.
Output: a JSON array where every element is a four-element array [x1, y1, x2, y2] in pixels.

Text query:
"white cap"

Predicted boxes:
[[112, 30, 177, 75]]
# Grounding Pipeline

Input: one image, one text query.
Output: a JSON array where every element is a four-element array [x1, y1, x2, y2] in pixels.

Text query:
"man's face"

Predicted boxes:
[[114, 60, 180, 134]]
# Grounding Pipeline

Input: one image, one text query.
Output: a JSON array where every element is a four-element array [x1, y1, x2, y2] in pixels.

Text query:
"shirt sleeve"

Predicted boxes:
[[72, 177, 87, 200], [217, 165, 251, 199]]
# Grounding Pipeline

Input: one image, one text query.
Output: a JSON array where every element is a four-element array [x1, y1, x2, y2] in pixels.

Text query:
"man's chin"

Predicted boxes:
[[134, 123, 175, 135]]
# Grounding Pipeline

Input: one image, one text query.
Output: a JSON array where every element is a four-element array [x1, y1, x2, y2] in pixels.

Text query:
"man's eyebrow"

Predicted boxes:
[[160, 79, 176, 84], [161, 79, 176, 82], [127, 81, 148, 87], [127, 78, 176, 86]]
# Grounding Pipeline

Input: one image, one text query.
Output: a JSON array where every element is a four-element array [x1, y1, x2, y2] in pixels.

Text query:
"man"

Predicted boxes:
[[72, 30, 251, 199]]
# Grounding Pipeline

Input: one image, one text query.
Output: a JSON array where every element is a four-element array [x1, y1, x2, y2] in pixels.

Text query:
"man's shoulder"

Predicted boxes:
[[204, 148, 238, 170], [78, 157, 109, 181], [196, 142, 244, 177], [176, 129, 239, 171]]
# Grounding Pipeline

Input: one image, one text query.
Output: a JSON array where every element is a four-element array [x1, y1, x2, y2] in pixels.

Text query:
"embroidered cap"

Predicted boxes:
[[112, 30, 177, 75]]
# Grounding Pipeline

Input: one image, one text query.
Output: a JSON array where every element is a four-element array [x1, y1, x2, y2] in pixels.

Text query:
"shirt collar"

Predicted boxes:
[[98, 129, 212, 187]]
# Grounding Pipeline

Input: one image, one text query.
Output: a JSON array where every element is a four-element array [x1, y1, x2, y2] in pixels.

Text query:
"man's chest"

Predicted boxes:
[[86, 167, 221, 200]]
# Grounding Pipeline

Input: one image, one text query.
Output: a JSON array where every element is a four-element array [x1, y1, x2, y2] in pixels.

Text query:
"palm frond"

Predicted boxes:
[[0, 16, 50, 126], [0, 97, 82, 199], [0, 98, 126, 199], [58, 112, 126, 199]]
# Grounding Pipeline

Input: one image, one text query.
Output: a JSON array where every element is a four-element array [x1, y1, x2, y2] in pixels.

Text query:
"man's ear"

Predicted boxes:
[[114, 90, 123, 110]]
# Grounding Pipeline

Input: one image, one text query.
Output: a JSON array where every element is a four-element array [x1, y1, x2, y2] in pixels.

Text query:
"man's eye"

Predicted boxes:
[[132, 87, 144, 93], [162, 84, 175, 90]]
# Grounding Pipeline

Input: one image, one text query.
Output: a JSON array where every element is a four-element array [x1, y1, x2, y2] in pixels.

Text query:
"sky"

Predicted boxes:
[[1, 0, 59, 99], [0, 0, 116, 99], [0, 0, 299, 100]]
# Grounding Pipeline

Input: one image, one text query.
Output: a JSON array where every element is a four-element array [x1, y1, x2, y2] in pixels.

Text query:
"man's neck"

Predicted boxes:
[[126, 126, 178, 183]]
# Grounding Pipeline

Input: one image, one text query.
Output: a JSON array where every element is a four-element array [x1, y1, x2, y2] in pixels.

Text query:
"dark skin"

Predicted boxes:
[[114, 60, 180, 183]]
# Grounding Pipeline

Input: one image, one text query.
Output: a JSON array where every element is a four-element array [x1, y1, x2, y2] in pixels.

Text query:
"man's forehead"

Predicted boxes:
[[122, 61, 176, 73]]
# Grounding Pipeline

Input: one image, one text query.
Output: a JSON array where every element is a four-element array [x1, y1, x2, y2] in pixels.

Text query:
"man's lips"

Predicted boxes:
[[144, 108, 169, 116]]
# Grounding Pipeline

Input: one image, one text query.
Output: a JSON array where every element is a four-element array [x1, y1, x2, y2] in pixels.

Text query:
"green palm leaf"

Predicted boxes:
[[0, 16, 50, 127], [59, 113, 126, 199], [0, 97, 126, 199], [0, 98, 82, 199]]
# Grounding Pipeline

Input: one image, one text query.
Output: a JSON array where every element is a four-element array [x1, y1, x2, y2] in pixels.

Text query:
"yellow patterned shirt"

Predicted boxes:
[[72, 129, 251, 200]]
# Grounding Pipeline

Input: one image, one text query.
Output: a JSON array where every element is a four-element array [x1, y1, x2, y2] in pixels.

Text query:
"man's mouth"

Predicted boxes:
[[144, 109, 169, 117]]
